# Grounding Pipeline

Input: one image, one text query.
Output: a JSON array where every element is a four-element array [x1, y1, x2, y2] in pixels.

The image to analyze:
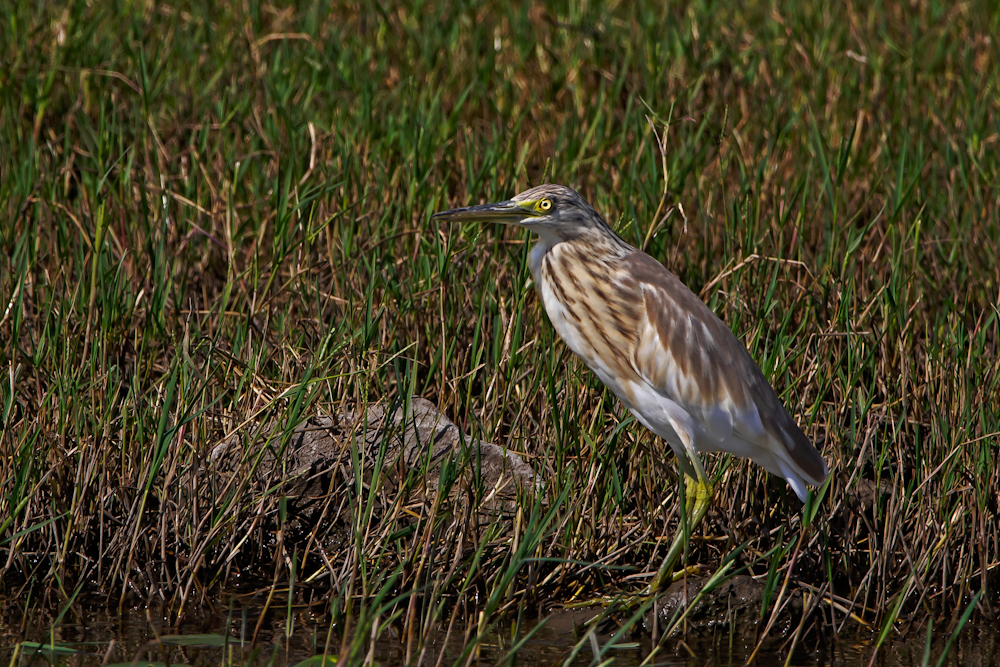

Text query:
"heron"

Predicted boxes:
[[433, 184, 828, 591]]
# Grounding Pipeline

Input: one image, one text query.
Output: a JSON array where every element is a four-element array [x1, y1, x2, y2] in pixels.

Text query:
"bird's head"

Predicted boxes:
[[433, 184, 614, 244]]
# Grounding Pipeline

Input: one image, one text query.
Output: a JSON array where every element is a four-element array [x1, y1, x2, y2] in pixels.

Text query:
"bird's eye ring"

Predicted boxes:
[[539, 199, 552, 211]]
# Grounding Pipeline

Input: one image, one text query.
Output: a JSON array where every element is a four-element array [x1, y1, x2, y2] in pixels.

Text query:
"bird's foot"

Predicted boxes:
[[569, 474, 715, 609], [670, 564, 702, 582], [644, 475, 714, 594]]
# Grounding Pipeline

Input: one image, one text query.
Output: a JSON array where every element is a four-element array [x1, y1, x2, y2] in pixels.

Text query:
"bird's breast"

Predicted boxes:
[[532, 243, 644, 406]]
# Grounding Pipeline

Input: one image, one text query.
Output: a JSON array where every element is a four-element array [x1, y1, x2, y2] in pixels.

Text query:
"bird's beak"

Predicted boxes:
[[432, 199, 540, 224]]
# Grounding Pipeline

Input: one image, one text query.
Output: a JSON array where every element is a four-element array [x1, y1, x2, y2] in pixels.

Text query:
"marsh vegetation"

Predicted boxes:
[[1, 0, 998, 663]]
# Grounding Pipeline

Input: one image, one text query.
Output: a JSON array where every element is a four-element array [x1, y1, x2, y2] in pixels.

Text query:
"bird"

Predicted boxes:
[[433, 184, 828, 591]]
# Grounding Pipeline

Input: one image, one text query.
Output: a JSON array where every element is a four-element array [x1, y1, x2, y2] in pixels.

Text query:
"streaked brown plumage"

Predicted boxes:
[[434, 183, 828, 587]]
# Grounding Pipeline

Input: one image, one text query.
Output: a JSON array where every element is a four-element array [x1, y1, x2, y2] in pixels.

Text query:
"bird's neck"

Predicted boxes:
[[528, 228, 634, 286], [528, 238, 555, 286]]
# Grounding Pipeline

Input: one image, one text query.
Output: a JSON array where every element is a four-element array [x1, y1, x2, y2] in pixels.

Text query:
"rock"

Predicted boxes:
[[343, 397, 537, 502], [208, 396, 538, 520], [649, 574, 804, 637], [847, 478, 891, 512]]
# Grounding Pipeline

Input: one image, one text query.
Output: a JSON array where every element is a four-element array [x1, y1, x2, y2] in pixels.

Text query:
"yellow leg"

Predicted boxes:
[[646, 473, 714, 593]]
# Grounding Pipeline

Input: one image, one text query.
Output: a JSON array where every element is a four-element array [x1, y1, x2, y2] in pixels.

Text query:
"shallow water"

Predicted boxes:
[[2, 600, 997, 666]]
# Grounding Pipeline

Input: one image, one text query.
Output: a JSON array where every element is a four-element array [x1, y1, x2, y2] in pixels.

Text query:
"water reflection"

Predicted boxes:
[[2, 600, 997, 666]]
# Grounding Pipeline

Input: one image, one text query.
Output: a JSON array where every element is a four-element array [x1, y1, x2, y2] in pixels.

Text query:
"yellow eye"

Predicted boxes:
[[539, 199, 552, 211]]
